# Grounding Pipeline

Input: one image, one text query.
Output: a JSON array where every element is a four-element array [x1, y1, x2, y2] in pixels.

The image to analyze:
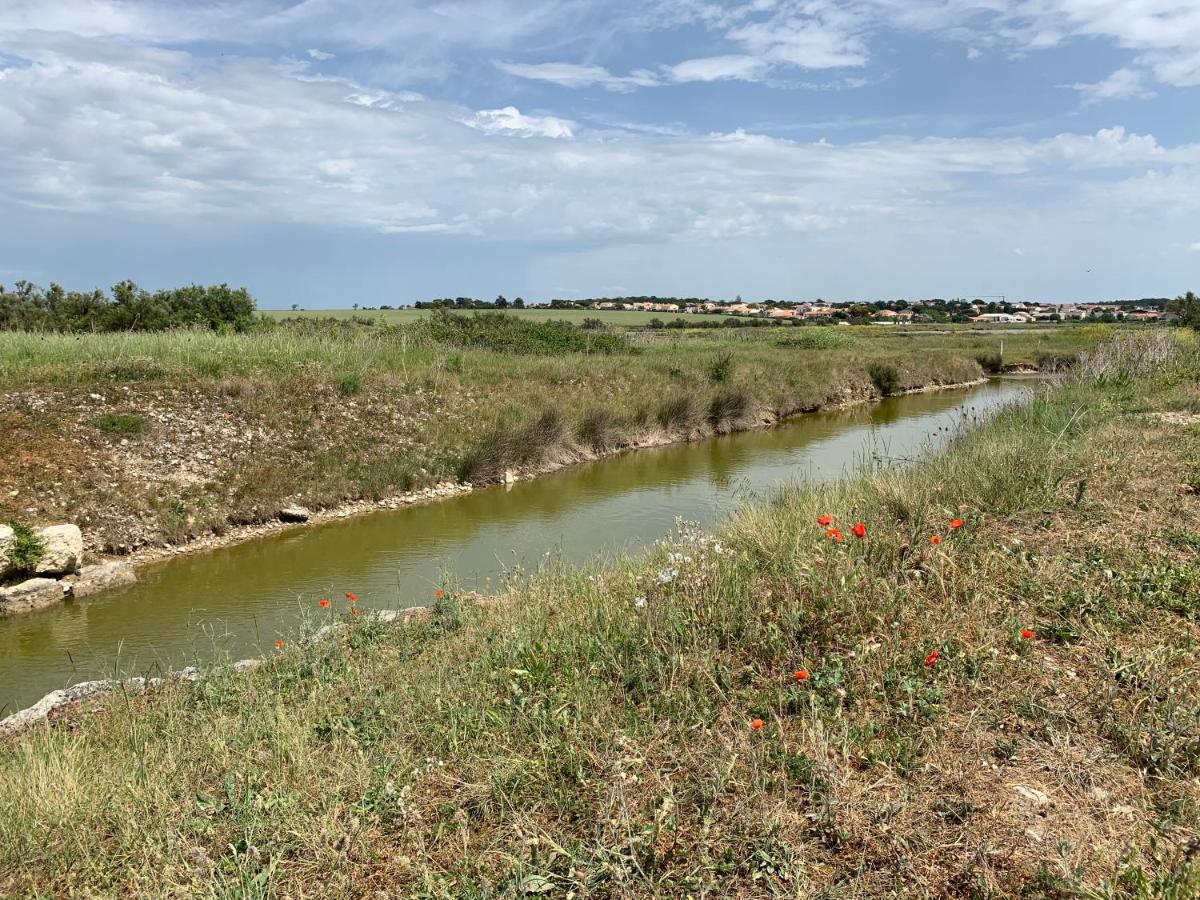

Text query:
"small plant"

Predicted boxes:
[[974, 352, 1003, 374], [3, 521, 44, 575], [337, 372, 363, 396], [577, 407, 621, 452], [657, 394, 702, 430], [867, 362, 901, 397], [708, 386, 752, 430], [444, 352, 465, 374], [708, 350, 734, 384], [91, 413, 148, 436]]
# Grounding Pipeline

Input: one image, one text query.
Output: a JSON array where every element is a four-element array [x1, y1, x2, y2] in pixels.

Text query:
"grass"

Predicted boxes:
[[1, 333, 1197, 896], [0, 321, 1105, 550], [91, 412, 149, 436]]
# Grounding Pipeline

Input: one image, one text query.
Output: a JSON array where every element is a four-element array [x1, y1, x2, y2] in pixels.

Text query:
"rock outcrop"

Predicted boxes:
[[279, 505, 312, 523], [68, 562, 138, 599], [0, 578, 69, 615], [0, 524, 14, 579], [33, 524, 84, 576]]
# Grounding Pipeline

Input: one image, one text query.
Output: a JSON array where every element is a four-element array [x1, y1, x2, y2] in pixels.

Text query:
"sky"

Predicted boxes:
[[0, 1, 1198, 306]]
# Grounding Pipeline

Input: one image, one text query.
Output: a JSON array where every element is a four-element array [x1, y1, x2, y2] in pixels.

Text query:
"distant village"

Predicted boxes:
[[411, 295, 1172, 324]]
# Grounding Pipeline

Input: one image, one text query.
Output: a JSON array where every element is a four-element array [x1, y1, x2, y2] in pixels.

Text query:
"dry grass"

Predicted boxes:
[[0, 335, 1196, 897]]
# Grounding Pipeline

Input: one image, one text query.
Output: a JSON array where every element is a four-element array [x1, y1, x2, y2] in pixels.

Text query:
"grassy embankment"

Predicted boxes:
[[0, 317, 1100, 552], [1, 332, 1197, 896]]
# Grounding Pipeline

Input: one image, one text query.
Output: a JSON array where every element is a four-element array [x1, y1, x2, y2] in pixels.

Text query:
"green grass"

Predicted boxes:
[[0, 320, 1105, 550], [91, 413, 148, 436], [1, 334, 1197, 896]]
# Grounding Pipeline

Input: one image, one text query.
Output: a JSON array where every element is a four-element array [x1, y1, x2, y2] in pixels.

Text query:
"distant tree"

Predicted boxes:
[[647, 317, 665, 329], [495, 295, 509, 309], [291, 303, 299, 311], [1168, 291, 1200, 330], [513, 297, 525, 309], [352, 303, 359, 310]]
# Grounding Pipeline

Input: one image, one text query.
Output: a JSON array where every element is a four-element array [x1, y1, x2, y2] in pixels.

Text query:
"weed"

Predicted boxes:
[[708, 386, 753, 431], [337, 372, 363, 395], [708, 350, 734, 383], [91, 412, 148, 436], [657, 394, 703, 430], [2, 521, 43, 575], [867, 361, 901, 396], [577, 407, 622, 452]]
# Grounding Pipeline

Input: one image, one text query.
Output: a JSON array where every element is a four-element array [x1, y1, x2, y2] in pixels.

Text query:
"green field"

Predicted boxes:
[[0, 318, 1103, 551], [260, 306, 729, 327]]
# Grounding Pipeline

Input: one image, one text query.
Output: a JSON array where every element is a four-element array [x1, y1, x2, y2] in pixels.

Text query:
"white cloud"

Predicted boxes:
[[1070, 67, 1156, 106], [1190, 242, 1200, 254], [462, 106, 575, 139], [667, 55, 768, 83], [495, 61, 660, 91], [966, 47, 982, 60], [307, 48, 335, 61], [0, 29, 1197, 254]]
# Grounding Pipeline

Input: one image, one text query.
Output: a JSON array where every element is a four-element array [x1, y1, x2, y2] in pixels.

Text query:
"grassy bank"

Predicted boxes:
[[0, 320, 1101, 553], [1, 333, 1196, 896]]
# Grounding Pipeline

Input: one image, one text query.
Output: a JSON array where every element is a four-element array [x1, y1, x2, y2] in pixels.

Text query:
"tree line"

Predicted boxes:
[[0, 281, 257, 332]]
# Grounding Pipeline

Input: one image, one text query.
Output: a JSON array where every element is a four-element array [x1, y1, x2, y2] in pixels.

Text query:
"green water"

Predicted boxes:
[[0, 379, 1038, 714]]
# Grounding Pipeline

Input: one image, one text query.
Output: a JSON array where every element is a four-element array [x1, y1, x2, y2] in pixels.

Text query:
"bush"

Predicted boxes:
[[459, 409, 570, 481], [975, 352, 1004, 374], [657, 395, 703, 431], [868, 362, 901, 397], [337, 372, 363, 396], [577, 407, 622, 452], [708, 351, 734, 384], [91, 413, 148, 436], [0, 280, 256, 333], [425, 311, 633, 356], [774, 329, 855, 351], [3, 522, 44, 576], [708, 387, 753, 431]]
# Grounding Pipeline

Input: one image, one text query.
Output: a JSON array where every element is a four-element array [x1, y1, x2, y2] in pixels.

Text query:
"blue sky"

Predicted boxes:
[[0, 1, 1197, 306]]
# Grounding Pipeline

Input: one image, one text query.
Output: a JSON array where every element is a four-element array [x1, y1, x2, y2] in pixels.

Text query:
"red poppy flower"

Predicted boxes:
[[749, 718, 764, 731], [923, 649, 939, 668], [826, 528, 843, 543], [434, 589, 445, 599], [851, 522, 867, 539], [816, 515, 833, 527], [1020, 628, 1035, 640], [794, 669, 809, 682], [274, 640, 284, 650], [318, 598, 331, 609], [949, 518, 964, 530], [345, 591, 357, 603], [929, 534, 942, 545]]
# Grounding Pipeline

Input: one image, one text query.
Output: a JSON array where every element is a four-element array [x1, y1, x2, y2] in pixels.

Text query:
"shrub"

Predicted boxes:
[[459, 409, 570, 481], [657, 395, 703, 431], [337, 372, 363, 396], [708, 386, 753, 431], [974, 352, 1004, 374], [708, 351, 734, 384], [425, 311, 633, 356], [91, 413, 148, 436], [868, 362, 901, 397], [0, 280, 256, 333], [3, 522, 44, 576], [775, 329, 855, 351], [577, 407, 622, 452]]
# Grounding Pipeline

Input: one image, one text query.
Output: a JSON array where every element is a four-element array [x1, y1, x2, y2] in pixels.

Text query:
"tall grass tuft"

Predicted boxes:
[[867, 362, 901, 396], [708, 386, 753, 432], [459, 409, 570, 481], [657, 394, 703, 431], [577, 407, 622, 453]]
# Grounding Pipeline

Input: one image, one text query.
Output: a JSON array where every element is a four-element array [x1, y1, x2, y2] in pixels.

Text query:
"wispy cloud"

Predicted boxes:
[[1069, 67, 1156, 106]]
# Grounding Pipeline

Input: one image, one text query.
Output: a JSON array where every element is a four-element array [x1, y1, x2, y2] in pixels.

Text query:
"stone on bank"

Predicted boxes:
[[33, 524, 84, 576]]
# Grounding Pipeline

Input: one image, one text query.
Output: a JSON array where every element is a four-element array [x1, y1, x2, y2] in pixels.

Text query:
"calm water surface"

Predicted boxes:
[[0, 379, 1037, 713]]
